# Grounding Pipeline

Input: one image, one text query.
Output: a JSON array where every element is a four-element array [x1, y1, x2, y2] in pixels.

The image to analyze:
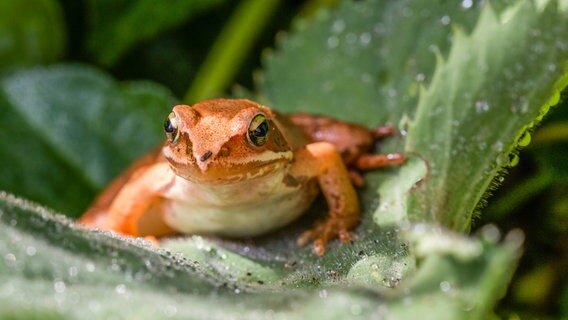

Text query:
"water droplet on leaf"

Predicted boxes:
[[509, 154, 519, 167], [359, 32, 371, 45], [115, 284, 127, 295], [440, 281, 451, 292], [327, 36, 339, 48], [461, 0, 473, 9], [517, 132, 531, 147], [25, 246, 36, 256], [54, 280, 66, 293], [475, 100, 489, 113], [331, 19, 345, 33]]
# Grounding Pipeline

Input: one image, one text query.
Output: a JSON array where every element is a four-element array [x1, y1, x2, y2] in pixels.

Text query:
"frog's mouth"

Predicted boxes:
[[163, 144, 293, 185]]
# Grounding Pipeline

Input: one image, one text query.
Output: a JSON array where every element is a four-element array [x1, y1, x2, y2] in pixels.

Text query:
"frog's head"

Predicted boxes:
[[162, 99, 293, 184]]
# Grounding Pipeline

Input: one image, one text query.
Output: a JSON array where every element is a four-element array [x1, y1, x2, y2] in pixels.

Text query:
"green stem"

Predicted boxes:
[[184, 0, 281, 103]]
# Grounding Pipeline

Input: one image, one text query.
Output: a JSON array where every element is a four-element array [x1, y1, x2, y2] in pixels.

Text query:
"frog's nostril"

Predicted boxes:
[[200, 151, 213, 162]]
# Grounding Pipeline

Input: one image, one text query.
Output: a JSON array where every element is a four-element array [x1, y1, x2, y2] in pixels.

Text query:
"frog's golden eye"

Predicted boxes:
[[247, 114, 269, 147], [164, 112, 179, 143]]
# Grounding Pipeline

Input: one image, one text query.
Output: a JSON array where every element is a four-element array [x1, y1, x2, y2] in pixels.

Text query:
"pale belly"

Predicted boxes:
[[161, 171, 319, 237]]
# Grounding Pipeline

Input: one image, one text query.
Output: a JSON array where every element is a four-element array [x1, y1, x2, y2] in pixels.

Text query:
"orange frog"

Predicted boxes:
[[80, 99, 404, 255]]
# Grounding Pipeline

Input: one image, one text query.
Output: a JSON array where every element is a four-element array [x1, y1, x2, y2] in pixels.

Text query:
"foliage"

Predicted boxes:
[[0, 0, 567, 318]]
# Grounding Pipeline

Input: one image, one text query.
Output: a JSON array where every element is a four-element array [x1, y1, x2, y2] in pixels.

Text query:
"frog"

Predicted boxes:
[[79, 98, 405, 255]]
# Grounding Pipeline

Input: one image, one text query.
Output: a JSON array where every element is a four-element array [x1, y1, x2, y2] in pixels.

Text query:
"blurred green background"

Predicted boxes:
[[0, 0, 567, 318]]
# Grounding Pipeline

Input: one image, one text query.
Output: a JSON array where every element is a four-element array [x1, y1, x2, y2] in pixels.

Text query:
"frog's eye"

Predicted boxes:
[[164, 112, 179, 143], [247, 114, 269, 147]]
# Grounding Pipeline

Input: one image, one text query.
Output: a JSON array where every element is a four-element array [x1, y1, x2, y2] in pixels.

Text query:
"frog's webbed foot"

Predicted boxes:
[[297, 216, 357, 256]]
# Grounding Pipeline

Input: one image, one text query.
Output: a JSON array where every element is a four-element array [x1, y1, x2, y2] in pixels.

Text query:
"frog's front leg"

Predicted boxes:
[[291, 142, 360, 256]]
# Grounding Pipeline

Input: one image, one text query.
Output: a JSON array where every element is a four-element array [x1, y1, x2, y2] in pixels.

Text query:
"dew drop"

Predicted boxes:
[[115, 284, 127, 295], [475, 100, 489, 113], [509, 154, 520, 167], [68, 266, 79, 278], [415, 73, 426, 82], [85, 262, 95, 272], [25, 246, 36, 256], [480, 224, 501, 243], [398, 115, 410, 136], [327, 36, 339, 48], [359, 32, 372, 45], [461, 0, 473, 9], [492, 141, 504, 152], [440, 15, 451, 25], [4, 253, 16, 266], [54, 280, 66, 293], [331, 19, 346, 33], [440, 281, 451, 292], [517, 132, 531, 147]]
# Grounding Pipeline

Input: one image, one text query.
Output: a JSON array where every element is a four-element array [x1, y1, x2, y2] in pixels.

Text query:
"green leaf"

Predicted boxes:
[[0, 0, 65, 70], [86, 0, 225, 66], [405, 1, 568, 231], [0, 65, 176, 215], [259, 0, 482, 126], [0, 192, 522, 319]]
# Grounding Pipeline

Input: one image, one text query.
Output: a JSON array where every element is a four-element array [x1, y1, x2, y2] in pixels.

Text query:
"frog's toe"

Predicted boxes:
[[297, 219, 354, 256], [355, 153, 406, 170], [296, 221, 324, 247]]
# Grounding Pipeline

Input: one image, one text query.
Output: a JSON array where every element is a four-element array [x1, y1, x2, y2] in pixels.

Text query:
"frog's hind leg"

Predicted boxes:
[[79, 146, 164, 227], [80, 155, 178, 240], [288, 114, 405, 186]]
